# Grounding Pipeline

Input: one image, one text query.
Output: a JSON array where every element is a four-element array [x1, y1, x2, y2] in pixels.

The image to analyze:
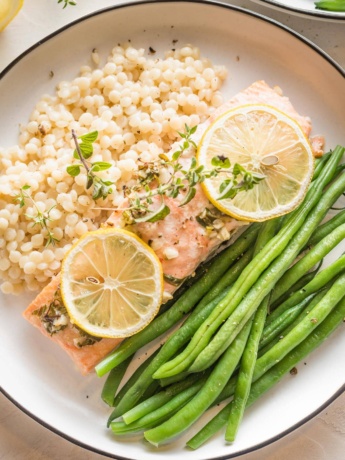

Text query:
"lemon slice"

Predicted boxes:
[[0, 0, 23, 31], [198, 104, 314, 222], [60, 228, 163, 338]]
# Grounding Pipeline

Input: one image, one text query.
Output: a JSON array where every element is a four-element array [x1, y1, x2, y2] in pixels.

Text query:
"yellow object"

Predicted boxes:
[[198, 104, 314, 222], [0, 0, 23, 31], [60, 228, 163, 338]]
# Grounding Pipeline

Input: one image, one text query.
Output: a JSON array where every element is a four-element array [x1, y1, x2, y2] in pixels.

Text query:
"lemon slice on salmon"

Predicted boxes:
[[0, 0, 23, 31], [60, 228, 163, 338], [198, 104, 314, 222]]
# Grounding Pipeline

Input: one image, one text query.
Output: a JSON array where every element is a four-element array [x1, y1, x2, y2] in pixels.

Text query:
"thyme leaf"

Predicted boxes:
[[67, 130, 114, 201], [13, 185, 60, 247]]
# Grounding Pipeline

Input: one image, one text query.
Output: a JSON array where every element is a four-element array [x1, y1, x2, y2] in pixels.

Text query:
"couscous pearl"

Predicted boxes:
[[6, 241, 18, 252], [49, 260, 61, 271], [75, 221, 88, 236], [21, 242, 33, 252], [9, 251, 21, 264], [0, 258, 11, 271], [53, 228, 64, 240], [37, 262, 48, 271], [5, 228, 16, 242], [42, 249, 55, 263], [27, 121, 39, 134], [24, 262, 37, 275], [29, 251, 43, 264], [1, 282, 14, 294], [0, 44, 226, 294], [31, 234, 44, 247], [0, 217, 9, 230], [66, 213, 79, 226]]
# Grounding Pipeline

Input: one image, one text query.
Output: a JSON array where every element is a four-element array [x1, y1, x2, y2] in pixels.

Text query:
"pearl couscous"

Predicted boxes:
[[0, 44, 227, 294]]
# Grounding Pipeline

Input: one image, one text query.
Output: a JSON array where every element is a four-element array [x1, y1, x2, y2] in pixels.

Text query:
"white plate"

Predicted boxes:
[[251, 0, 345, 20], [1, 1, 345, 459]]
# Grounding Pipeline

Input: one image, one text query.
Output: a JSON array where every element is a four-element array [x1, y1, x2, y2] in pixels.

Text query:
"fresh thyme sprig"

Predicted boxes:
[[121, 124, 264, 224], [66, 125, 263, 224], [14, 185, 60, 247], [58, 0, 77, 8], [67, 130, 114, 200]]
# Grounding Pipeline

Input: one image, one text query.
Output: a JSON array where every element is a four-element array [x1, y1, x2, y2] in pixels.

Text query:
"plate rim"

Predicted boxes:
[[0, 0, 344, 79], [2, 385, 344, 459], [1, 0, 345, 458], [251, 0, 345, 20]]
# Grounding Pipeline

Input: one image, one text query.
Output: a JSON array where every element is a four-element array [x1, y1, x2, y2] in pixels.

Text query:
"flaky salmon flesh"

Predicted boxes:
[[23, 80, 324, 374]]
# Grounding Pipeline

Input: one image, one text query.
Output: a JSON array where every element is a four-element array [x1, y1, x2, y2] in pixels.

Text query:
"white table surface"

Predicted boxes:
[[0, 1, 344, 459]]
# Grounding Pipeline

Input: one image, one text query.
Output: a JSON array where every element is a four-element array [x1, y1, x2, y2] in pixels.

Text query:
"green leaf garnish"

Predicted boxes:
[[66, 165, 81, 177], [67, 130, 113, 201]]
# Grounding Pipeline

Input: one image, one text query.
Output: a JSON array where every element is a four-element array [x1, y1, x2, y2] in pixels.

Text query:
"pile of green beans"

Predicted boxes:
[[98, 146, 345, 449]]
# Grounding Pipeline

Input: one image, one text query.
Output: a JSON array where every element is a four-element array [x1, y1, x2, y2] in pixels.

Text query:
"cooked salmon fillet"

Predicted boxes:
[[23, 275, 123, 374], [23, 80, 323, 374]]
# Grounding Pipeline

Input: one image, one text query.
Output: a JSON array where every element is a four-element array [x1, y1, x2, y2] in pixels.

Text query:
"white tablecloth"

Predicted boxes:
[[0, 1, 344, 459]]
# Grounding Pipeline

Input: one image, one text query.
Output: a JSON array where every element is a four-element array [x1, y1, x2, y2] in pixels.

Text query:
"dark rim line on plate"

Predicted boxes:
[[1, 0, 345, 79], [254, 0, 345, 20], [0, 1, 344, 459]]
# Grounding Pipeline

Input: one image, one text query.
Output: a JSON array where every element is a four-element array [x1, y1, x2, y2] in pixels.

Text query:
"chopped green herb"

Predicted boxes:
[[32, 288, 68, 335], [33, 288, 102, 346]]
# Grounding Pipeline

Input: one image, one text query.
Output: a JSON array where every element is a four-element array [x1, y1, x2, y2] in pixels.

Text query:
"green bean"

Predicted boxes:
[[271, 223, 345, 304], [156, 148, 344, 377], [187, 290, 345, 449], [224, 219, 279, 442], [107, 348, 160, 424], [143, 320, 252, 446], [269, 259, 322, 310], [267, 253, 345, 327], [225, 298, 268, 442], [158, 372, 190, 387], [101, 356, 132, 407], [312, 151, 331, 180], [259, 295, 315, 349], [315, 1, 345, 12], [253, 272, 345, 380], [308, 209, 345, 247], [187, 403, 231, 449], [112, 289, 230, 417], [95, 224, 259, 377], [122, 373, 204, 425], [139, 380, 160, 402], [111, 376, 208, 435], [258, 290, 327, 357], [190, 169, 345, 373]]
